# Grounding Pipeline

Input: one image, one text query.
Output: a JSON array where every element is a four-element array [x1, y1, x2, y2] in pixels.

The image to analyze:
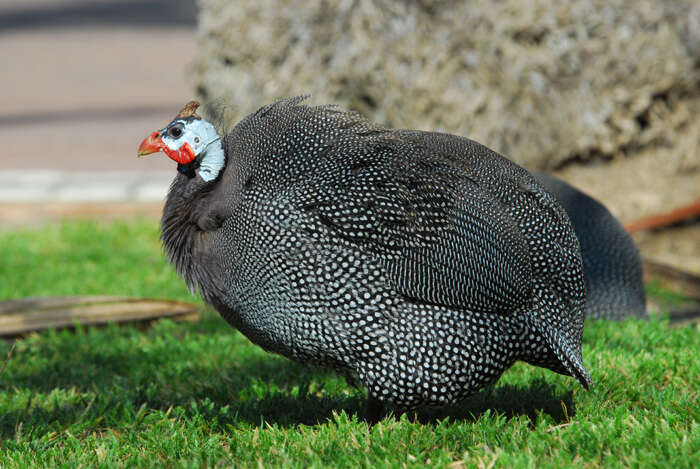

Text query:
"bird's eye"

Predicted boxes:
[[168, 123, 184, 138]]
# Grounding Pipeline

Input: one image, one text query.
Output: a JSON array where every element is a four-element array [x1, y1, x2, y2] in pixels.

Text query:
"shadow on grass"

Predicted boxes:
[[1, 327, 575, 435], [0, 335, 351, 434], [412, 379, 575, 426]]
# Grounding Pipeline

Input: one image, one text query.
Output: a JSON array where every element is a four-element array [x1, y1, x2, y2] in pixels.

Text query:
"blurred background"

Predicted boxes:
[[0, 0, 698, 273], [0, 0, 197, 222]]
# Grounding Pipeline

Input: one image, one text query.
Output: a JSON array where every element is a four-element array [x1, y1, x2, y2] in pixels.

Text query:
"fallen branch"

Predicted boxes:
[[0, 296, 199, 338]]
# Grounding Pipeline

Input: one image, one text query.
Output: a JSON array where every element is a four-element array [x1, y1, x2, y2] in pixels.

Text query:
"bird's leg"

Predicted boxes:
[[362, 396, 385, 425]]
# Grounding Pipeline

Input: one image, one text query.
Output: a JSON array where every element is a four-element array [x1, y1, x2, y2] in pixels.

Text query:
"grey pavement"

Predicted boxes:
[[0, 0, 196, 206], [0, 170, 173, 202]]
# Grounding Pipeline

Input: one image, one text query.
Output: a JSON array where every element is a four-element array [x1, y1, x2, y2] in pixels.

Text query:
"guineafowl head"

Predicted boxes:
[[137, 101, 225, 181]]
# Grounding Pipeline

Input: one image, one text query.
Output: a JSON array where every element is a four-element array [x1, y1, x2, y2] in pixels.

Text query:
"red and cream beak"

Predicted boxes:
[[137, 131, 167, 156]]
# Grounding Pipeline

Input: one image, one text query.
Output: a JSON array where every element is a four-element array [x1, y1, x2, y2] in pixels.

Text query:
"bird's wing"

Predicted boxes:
[[294, 136, 533, 314]]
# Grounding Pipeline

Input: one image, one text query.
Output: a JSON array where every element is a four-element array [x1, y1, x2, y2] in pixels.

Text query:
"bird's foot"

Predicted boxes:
[[361, 396, 385, 426]]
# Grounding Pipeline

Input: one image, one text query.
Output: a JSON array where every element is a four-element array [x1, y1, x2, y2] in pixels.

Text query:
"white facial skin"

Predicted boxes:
[[161, 118, 225, 182]]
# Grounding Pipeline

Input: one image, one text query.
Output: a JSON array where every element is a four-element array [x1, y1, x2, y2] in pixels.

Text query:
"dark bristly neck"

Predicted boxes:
[[177, 162, 196, 178]]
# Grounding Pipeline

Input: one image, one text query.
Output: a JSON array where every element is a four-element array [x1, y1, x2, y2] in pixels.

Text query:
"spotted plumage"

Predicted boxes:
[[142, 96, 592, 419]]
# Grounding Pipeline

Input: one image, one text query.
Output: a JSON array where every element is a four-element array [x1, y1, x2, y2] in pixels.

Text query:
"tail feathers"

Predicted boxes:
[[531, 172, 647, 320], [534, 319, 593, 389]]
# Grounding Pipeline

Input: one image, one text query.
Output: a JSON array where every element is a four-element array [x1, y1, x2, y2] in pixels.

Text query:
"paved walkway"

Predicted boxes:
[[0, 0, 196, 209], [0, 170, 172, 202]]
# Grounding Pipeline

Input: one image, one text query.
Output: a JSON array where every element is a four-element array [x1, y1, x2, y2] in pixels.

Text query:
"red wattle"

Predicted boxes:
[[163, 142, 196, 164]]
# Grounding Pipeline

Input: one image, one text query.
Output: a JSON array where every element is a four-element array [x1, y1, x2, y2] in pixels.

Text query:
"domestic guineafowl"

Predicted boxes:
[[138, 97, 593, 422], [532, 172, 646, 320]]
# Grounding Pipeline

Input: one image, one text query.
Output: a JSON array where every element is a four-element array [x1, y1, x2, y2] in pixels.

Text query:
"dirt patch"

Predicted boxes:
[[551, 107, 700, 274]]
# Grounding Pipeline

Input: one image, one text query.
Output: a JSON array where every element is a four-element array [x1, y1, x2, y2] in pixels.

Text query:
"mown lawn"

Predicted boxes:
[[0, 220, 698, 467]]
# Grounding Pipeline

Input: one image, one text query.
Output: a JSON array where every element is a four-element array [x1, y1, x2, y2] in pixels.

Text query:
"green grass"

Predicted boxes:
[[0, 220, 698, 467]]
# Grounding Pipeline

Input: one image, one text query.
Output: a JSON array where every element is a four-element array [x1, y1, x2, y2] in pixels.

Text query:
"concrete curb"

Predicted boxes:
[[0, 170, 173, 203]]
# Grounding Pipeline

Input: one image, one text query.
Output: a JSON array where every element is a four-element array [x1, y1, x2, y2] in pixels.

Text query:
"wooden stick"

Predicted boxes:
[[0, 296, 199, 337], [625, 200, 700, 233]]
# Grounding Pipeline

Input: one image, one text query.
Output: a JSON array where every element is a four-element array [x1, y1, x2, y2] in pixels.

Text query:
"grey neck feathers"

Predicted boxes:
[[160, 174, 225, 304]]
